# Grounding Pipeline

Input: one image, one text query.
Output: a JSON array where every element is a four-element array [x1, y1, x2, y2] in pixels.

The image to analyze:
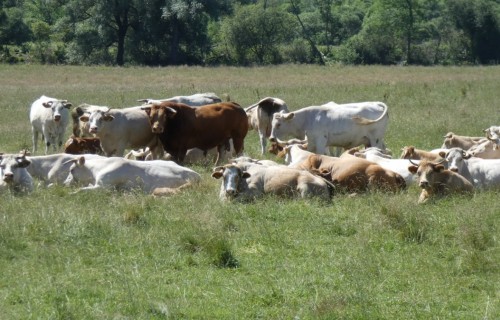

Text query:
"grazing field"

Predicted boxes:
[[0, 64, 499, 319]]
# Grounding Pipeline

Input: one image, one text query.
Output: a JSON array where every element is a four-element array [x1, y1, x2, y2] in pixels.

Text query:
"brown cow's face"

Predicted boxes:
[[146, 106, 177, 134], [413, 161, 444, 190]]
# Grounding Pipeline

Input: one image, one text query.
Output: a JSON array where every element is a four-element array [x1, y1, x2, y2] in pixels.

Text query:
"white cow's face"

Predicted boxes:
[[43, 100, 71, 122], [0, 154, 30, 184], [211, 165, 250, 199], [445, 148, 468, 172], [82, 111, 114, 134], [64, 157, 94, 186], [269, 111, 295, 142]]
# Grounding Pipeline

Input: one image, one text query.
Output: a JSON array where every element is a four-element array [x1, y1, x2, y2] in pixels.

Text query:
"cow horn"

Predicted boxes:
[[408, 159, 419, 166], [434, 158, 446, 165]]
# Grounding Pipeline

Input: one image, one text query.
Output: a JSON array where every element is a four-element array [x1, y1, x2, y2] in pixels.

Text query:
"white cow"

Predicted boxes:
[[30, 95, 72, 154], [64, 156, 201, 193], [229, 156, 281, 167], [282, 144, 317, 168], [79, 106, 163, 158], [137, 93, 221, 106], [441, 148, 500, 188], [245, 97, 289, 155], [26, 153, 104, 186], [484, 126, 500, 147], [0, 153, 34, 193], [353, 147, 418, 185], [269, 101, 389, 155], [211, 163, 331, 202]]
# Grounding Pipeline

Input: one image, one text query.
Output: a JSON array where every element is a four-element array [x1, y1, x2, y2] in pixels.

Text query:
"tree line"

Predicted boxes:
[[1, 0, 499, 66]]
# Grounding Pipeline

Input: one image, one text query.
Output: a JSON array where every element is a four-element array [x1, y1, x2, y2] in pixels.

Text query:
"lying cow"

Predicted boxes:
[[440, 148, 500, 188], [245, 97, 289, 155], [137, 93, 222, 106], [408, 159, 473, 204], [484, 126, 500, 149], [27, 153, 105, 186], [30, 95, 72, 154], [300, 154, 406, 193], [142, 101, 248, 164], [211, 163, 331, 202], [441, 132, 487, 150], [465, 140, 500, 159], [269, 101, 389, 155], [63, 136, 102, 154], [64, 156, 201, 193], [400, 146, 444, 162], [79, 105, 162, 158], [0, 152, 34, 193]]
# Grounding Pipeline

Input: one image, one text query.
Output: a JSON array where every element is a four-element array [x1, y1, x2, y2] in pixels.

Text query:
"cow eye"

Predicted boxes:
[[276, 123, 281, 128]]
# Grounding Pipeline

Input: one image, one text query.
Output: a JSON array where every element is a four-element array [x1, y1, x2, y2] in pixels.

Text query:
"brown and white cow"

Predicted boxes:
[[63, 136, 103, 155], [142, 101, 248, 165], [299, 154, 406, 193], [408, 159, 473, 203]]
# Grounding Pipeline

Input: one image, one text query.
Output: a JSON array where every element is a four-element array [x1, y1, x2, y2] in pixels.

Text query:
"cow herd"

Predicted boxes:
[[1, 93, 499, 204]]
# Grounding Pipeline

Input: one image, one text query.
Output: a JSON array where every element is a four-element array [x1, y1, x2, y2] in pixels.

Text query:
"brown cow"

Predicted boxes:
[[299, 154, 406, 193], [400, 146, 444, 162], [63, 136, 103, 155], [408, 159, 473, 204], [441, 132, 487, 150], [142, 101, 248, 164]]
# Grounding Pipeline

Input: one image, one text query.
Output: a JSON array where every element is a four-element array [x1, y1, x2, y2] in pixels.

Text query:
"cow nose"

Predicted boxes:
[[269, 137, 276, 143], [54, 115, 61, 122], [90, 127, 98, 133], [226, 189, 236, 196], [419, 181, 429, 188], [3, 173, 13, 182], [152, 124, 163, 133]]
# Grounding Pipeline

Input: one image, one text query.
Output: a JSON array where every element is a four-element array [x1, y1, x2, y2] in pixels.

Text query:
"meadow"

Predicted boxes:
[[0, 64, 498, 319]]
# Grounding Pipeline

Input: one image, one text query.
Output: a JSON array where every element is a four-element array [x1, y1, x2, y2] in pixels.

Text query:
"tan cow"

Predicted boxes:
[[299, 154, 406, 193], [400, 146, 444, 162], [408, 159, 473, 203], [441, 132, 487, 150]]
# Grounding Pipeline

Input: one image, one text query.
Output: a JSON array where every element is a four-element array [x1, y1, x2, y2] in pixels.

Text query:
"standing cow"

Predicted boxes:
[[269, 101, 389, 155], [79, 106, 162, 158], [30, 95, 72, 154], [245, 97, 289, 155], [142, 101, 248, 165]]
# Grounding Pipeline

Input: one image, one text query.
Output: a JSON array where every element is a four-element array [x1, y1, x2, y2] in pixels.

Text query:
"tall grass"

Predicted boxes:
[[0, 64, 498, 319]]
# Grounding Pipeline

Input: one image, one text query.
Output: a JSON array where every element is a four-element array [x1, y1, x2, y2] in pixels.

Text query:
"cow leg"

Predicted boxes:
[[232, 137, 245, 157], [32, 128, 38, 153], [215, 144, 226, 166], [258, 129, 267, 155]]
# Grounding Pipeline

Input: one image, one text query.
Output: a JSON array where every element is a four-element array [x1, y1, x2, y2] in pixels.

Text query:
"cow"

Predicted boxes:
[[211, 163, 331, 202], [30, 95, 72, 154], [441, 132, 487, 150], [64, 156, 201, 193], [63, 136, 103, 155], [484, 126, 500, 148], [280, 144, 316, 168], [79, 105, 163, 158], [141, 101, 248, 165], [70, 104, 106, 137], [229, 156, 281, 167], [0, 152, 34, 193], [26, 153, 105, 186], [137, 92, 222, 106], [269, 101, 389, 155], [245, 97, 289, 155], [408, 159, 473, 204], [440, 148, 500, 188], [464, 140, 500, 159], [400, 146, 445, 162], [299, 154, 406, 193], [352, 147, 417, 185], [268, 138, 308, 157]]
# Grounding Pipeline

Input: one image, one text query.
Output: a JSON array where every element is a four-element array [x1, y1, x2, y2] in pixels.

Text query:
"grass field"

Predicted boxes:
[[0, 64, 499, 319]]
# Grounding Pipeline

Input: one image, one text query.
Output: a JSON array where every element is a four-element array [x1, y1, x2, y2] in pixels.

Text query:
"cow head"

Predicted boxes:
[[269, 111, 297, 143], [63, 156, 94, 186], [408, 159, 446, 190], [0, 154, 31, 184], [80, 108, 113, 134], [484, 126, 500, 150], [440, 148, 469, 173], [400, 146, 416, 159], [211, 165, 250, 199], [142, 105, 177, 134], [42, 100, 72, 122]]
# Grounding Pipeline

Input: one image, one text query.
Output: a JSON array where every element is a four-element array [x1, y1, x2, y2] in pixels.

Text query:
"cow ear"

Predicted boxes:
[[77, 156, 85, 166], [408, 165, 418, 174], [42, 101, 53, 108], [435, 164, 445, 172], [211, 171, 223, 179], [242, 172, 251, 178], [141, 106, 151, 116], [64, 102, 72, 109], [284, 112, 295, 120], [165, 107, 177, 118], [16, 156, 31, 168], [103, 114, 115, 121], [439, 151, 446, 158], [79, 115, 90, 122]]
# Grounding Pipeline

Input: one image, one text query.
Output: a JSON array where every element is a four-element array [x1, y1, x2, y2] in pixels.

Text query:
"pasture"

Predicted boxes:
[[0, 64, 499, 319]]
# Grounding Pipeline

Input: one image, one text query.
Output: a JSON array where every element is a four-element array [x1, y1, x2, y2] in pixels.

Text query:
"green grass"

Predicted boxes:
[[0, 64, 499, 319]]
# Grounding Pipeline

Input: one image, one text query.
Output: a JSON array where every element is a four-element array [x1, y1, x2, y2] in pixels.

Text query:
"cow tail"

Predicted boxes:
[[352, 102, 389, 125]]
